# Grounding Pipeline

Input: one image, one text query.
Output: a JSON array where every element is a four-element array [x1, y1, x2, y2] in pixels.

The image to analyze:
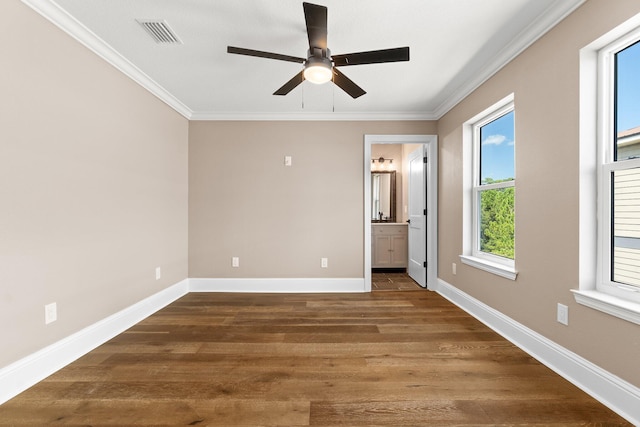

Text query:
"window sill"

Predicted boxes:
[[571, 289, 640, 326], [459, 255, 518, 280]]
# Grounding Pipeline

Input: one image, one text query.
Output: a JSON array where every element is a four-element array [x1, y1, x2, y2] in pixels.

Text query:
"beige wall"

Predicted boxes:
[[189, 121, 435, 278], [4, 0, 640, 400], [438, 0, 640, 387], [0, 1, 189, 367]]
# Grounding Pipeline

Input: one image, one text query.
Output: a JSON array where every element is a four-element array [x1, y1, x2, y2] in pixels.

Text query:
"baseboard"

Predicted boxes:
[[188, 277, 366, 293], [10, 276, 634, 424], [0, 279, 189, 405], [436, 278, 640, 425], [0, 277, 364, 404]]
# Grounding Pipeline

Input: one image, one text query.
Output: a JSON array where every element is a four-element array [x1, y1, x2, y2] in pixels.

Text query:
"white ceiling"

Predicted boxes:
[[26, 0, 584, 120]]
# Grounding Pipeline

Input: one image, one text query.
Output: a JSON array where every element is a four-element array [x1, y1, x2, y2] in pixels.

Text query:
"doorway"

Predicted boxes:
[[371, 271, 423, 291], [364, 135, 438, 292]]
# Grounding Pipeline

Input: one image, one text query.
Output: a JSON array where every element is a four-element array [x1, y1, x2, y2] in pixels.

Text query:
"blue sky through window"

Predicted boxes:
[[616, 39, 640, 133], [480, 110, 515, 184]]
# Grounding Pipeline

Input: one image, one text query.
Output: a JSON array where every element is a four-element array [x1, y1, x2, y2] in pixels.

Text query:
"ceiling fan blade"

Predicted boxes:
[[332, 68, 366, 99], [332, 47, 410, 67], [274, 70, 305, 96], [303, 2, 327, 50], [227, 46, 305, 63]]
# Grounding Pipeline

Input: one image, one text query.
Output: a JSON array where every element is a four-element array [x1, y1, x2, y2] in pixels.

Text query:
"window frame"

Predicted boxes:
[[574, 18, 640, 325], [596, 31, 640, 303], [460, 94, 517, 280]]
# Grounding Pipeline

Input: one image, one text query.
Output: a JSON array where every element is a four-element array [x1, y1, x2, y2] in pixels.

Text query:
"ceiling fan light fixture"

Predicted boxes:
[[303, 56, 332, 84], [227, 3, 409, 98]]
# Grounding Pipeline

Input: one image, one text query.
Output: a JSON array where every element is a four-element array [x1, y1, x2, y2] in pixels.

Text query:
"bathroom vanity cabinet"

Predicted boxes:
[[372, 223, 408, 268]]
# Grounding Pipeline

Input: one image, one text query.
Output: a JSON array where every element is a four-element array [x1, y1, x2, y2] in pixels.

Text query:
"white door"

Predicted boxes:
[[408, 146, 426, 287]]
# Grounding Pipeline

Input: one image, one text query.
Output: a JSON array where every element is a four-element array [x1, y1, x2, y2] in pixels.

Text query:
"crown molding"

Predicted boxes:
[[21, 0, 193, 119], [189, 111, 436, 121], [22, 0, 585, 122], [431, 0, 586, 119]]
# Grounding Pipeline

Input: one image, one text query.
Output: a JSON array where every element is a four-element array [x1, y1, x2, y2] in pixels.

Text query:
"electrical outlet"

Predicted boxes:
[[284, 156, 292, 166], [232, 257, 240, 267], [155, 267, 161, 280], [321, 258, 328, 268], [452, 262, 457, 275], [45, 302, 57, 325], [557, 303, 569, 325]]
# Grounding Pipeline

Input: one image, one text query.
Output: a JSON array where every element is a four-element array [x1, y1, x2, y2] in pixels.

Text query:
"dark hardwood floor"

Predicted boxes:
[[0, 289, 630, 425]]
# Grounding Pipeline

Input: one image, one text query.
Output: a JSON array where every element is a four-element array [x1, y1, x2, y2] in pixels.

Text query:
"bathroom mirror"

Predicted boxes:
[[371, 171, 396, 222]]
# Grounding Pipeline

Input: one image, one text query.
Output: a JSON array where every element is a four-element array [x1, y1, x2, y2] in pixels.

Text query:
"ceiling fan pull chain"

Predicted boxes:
[[227, 3, 408, 99], [332, 83, 335, 113]]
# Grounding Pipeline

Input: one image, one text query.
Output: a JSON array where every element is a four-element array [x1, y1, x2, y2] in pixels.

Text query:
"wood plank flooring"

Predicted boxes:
[[0, 290, 631, 426], [372, 270, 422, 291]]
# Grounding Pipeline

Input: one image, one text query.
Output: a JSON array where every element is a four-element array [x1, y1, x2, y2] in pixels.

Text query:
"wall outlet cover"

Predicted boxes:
[[45, 302, 57, 325], [557, 303, 569, 325]]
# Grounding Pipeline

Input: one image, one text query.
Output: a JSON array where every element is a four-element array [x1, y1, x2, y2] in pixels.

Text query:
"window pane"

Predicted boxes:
[[479, 187, 515, 259], [615, 40, 640, 161], [480, 111, 515, 184], [612, 168, 640, 288]]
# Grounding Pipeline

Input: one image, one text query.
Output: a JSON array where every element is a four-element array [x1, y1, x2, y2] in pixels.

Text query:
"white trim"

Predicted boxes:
[[188, 278, 365, 293], [364, 140, 373, 291], [0, 276, 362, 404], [3, 277, 638, 424], [20, 0, 193, 119], [364, 135, 438, 291], [190, 111, 435, 121], [600, 159, 640, 303], [21, 0, 584, 122], [572, 290, 640, 326], [459, 254, 518, 281], [431, 0, 585, 118], [0, 279, 189, 405], [436, 279, 640, 425], [462, 94, 516, 277], [577, 12, 640, 321], [425, 139, 439, 289]]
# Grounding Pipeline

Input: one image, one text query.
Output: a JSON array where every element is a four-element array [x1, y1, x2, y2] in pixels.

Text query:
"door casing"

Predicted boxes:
[[364, 135, 438, 291]]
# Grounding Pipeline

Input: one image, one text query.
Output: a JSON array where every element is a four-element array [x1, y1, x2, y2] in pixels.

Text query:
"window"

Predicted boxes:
[[461, 94, 517, 280], [598, 36, 640, 302], [575, 18, 640, 325]]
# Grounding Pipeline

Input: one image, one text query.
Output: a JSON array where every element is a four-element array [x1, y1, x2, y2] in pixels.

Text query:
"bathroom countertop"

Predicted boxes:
[[371, 222, 408, 226]]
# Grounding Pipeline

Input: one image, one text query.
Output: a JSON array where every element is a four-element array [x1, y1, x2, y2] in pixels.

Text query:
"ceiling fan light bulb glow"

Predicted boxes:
[[303, 64, 332, 84]]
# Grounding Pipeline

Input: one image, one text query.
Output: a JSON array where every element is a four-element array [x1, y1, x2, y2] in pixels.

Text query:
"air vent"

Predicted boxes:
[[137, 20, 182, 44]]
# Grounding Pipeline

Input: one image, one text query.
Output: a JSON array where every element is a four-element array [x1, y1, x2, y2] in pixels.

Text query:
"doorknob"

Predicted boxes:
[[406, 219, 411, 224]]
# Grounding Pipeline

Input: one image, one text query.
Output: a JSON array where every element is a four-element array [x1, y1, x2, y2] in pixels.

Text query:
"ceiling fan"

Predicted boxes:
[[227, 2, 409, 99]]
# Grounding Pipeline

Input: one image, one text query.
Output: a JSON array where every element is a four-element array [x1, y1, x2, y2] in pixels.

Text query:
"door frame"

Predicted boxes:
[[364, 135, 438, 291]]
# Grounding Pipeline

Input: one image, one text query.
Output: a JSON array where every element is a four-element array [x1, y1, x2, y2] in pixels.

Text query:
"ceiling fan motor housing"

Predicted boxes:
[[227, 2, 409, 98], [304, 47, 332, 84]]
